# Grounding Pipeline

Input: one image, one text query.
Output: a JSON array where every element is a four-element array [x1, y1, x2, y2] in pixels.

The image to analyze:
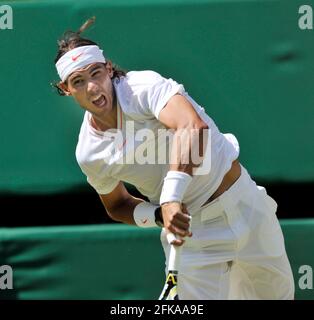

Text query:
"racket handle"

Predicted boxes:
[[167, 233, 183, 272]]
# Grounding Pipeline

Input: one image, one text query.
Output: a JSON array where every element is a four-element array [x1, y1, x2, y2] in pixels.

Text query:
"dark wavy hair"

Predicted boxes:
[[52, 17, 126, 96]]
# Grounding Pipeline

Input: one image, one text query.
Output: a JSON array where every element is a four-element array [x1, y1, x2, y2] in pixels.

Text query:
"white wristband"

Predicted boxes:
[[160, 171, 193, 205], [133, 202, 159, 228]]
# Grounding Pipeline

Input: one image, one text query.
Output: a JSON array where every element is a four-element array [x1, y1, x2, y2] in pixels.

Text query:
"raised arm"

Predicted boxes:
[[158, 94, 208, 174], [158, 94, 209, 245]]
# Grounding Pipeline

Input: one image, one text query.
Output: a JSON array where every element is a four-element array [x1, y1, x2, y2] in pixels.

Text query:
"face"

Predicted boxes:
[[60, 62, 115, 117]]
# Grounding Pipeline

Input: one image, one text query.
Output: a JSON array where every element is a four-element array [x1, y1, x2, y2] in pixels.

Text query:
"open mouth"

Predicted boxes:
[[92, 95, 106, 108]]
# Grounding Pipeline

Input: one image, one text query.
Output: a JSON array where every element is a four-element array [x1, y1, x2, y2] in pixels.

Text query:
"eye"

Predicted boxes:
[[91, 70, 101, 77], [73, 78, 84, 86]]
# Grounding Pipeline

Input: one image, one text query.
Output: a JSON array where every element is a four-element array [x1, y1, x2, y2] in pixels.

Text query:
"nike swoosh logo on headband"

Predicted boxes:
[[71, 52, 84, 61]]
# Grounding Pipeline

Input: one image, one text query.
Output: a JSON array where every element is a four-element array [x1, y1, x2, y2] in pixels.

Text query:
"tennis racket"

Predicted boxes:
[[158, 233, 182, 300]]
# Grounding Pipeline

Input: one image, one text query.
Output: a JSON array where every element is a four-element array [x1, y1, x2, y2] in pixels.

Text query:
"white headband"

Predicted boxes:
[[56, 45, 106, 82]]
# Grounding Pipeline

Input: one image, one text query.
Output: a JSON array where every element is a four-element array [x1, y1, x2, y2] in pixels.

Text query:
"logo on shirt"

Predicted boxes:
[[118, 139, 127, 150]]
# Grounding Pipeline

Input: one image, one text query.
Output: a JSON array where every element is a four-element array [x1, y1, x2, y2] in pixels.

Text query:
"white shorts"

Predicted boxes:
[[160, 165, 295, 300]]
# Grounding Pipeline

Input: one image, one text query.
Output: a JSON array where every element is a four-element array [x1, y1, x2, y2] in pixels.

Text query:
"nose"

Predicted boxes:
[[86, 80, 100, 96]]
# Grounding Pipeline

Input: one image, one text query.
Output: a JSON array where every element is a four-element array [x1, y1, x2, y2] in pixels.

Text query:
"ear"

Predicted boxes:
[[105, 61, 114, 78], [58, 82, 72, 96]]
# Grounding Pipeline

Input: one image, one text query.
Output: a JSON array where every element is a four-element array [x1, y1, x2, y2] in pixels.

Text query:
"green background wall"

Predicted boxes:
[[0, 221, 314, 300], [0, 0, 313, 194]]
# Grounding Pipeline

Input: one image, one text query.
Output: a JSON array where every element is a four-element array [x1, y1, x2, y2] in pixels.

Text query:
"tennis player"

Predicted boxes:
[[53, 18, 295, 299]]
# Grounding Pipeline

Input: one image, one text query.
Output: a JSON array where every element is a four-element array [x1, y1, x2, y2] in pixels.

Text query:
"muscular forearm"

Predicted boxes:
[[169, 123, 208, 176], [108, 196, 144, 225], [161, 123, 208, 244]]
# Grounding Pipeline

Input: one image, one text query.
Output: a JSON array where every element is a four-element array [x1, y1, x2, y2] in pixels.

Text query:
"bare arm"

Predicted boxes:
[[99, 182, 144, 225], [159, 94, 208, 175], [158, 94, 209, 244]]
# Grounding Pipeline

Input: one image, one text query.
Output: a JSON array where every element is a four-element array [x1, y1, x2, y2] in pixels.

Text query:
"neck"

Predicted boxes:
[[91, 88, 118, 132]]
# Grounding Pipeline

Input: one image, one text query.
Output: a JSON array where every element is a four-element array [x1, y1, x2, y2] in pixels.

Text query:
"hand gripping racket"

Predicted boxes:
[[158, 233, 182, 300]]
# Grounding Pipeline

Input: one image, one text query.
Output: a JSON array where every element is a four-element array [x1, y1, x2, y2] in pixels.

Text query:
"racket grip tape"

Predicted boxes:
[[168, 242, 182, 272]]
